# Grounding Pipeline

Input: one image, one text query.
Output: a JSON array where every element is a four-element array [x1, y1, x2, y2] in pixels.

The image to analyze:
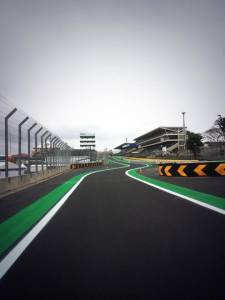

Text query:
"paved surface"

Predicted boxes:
[[1, 165, 225, 299], [0, 165, 115, 223], [142, 166, 225, 198]]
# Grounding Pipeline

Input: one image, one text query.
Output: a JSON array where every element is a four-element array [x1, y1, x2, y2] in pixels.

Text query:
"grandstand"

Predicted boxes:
[[114, 127, 186, 157], [114, 142, 138, 156], [134, 127, 186, 156]]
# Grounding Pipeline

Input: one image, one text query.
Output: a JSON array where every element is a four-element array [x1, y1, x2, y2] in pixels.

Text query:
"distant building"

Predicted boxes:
[[80, 133, 96, 161], [114, 127, 187, 157], [134, 127, 186, 155]]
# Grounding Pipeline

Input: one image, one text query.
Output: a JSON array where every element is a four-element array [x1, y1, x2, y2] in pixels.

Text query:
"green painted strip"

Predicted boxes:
[[0, 162, 127, 258], [110, 157, 130, 166], [0, 172, 88, 257], [128, 168, 225, 210]]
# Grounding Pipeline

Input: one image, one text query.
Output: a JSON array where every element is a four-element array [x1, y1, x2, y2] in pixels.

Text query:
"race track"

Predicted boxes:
[[1, 164, 225, 299]]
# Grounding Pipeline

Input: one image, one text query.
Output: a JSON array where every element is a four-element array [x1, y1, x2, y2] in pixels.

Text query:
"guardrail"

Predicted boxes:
[[159, 161, 225, 177], [0, 166, 70, 196]]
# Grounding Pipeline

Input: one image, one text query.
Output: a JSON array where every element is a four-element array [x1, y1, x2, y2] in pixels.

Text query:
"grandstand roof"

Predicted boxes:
[[114, 143, 128, 150], [114, 142, 137, 150], [134, 127, 184, 142]]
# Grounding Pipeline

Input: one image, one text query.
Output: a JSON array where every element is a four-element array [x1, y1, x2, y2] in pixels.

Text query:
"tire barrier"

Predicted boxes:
[[159, 161, 225, 177], [70, 161, 103, 169]]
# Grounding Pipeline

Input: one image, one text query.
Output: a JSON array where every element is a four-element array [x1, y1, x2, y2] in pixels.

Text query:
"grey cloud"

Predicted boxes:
[[0, 0, 225, 150]]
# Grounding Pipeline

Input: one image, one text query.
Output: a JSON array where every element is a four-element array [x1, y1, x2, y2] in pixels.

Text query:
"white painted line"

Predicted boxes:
[[126, 170, 225, 216], [0, 163, 128, 280]]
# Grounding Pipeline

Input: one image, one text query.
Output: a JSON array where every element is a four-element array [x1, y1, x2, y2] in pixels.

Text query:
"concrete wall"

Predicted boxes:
[[0, 166, 70, 196]]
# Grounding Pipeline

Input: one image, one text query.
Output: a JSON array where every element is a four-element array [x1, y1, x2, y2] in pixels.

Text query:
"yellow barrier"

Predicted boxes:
[[127, 157, 198, 164], [159, 161, 225, 177]]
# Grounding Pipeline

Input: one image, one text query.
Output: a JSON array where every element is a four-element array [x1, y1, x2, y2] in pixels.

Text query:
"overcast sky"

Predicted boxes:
[[0, 0, 225, 150]]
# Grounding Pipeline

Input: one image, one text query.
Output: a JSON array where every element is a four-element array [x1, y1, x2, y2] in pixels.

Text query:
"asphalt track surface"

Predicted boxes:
[[142, 166, 225, 198], [0, 165, 115, 223], [1, 165, 225, 299]]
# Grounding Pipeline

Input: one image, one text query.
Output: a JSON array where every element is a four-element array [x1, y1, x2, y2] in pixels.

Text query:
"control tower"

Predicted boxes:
[[80, 133, 96, 161]]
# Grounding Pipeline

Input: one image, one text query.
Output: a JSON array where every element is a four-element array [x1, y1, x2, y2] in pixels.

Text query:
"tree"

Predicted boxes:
[[215, 115, 225, 139], [202, 126, 224, 142], [186, 131, 203, 158], [202, 115, 225, 143]]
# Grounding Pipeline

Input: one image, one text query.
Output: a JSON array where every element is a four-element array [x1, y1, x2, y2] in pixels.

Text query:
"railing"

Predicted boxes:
[[0, 95, 73, 179]]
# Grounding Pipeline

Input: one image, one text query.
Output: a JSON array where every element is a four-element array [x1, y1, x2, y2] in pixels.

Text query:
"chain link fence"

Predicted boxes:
[[0, 95, 72, 179]]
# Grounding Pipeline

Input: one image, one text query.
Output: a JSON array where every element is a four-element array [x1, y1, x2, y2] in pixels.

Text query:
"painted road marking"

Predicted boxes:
[[0, 179, 81, 281], [126, 167, 225, 216], [0, 163, 129, 280]]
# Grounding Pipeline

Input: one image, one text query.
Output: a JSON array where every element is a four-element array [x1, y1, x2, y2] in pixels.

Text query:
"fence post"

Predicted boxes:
[[27, 123, 37, 173], [50, 136, 57, 168], [5, 108, 17, 178], [18, 116, 29, 176], [59, 142, 63, 168], [55, 140, 62, 167], [52, 137, 59, 168], [45, 133, 51, 169], [35, 127, 43, 173], [41, 130, 48, 172], [62, 143, 66, 167]]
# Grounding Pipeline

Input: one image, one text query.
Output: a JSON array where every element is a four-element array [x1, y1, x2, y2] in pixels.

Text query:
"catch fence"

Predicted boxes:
[[0, 95, 72, 179]]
